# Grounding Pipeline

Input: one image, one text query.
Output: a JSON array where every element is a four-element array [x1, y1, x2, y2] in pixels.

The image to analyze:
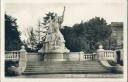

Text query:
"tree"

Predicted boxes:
[[83, 17, 112, 52], [22, 12, 56, 52], [61, 25, 88, 52], [61, 17, 112, 53], [5, 14, 22, 51], [28, 28, 37, 50], [23, 27, 38, 52], [35, 20, 44, 51]]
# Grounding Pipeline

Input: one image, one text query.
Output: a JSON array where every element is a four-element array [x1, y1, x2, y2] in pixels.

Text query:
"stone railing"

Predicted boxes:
[[5, 46, 27, 73], [97, 50, 116, 60], [84, 53, 96, 60], [96, 45, 116, 62], [5, 51, 20, 61]]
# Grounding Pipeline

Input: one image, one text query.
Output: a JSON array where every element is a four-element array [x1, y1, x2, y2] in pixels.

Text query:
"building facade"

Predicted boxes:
[[110, 22, 123, 50]]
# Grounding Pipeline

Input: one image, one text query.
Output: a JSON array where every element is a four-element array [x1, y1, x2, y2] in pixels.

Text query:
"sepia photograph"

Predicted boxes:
[[0, 0, 127, 82]]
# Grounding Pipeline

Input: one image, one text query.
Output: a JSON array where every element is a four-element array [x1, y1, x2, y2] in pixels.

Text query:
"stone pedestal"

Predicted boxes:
[[42, 42, 69, 61], [44, 52, 66, 61]]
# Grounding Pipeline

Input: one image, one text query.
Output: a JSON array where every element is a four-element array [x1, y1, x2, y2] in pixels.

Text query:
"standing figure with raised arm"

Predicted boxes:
[[43, 6, 69, 53]]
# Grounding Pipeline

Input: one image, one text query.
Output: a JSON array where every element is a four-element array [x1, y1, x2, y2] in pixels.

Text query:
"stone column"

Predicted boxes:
[[96, 45, 105, 60], [18, 46, 27, 73]]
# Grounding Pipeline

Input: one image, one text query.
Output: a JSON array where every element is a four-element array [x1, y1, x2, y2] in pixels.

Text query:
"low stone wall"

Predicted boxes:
[[27, 53, 43, 62], [27, 52, 98, 62], [27, 52, 86, 62], [64, 52, 85, 61]]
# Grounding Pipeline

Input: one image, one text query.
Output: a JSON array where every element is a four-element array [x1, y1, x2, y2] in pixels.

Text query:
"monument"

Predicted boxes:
[[42, 7, 70, 61]]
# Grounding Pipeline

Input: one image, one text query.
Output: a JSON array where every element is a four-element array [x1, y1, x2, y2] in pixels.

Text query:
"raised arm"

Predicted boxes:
[[61, 6, 66, 22]]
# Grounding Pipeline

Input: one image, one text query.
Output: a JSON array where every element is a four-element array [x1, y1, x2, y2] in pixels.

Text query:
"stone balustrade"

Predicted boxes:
[[96, 45, 117, 62], [97, 50, 116, 60], [5, 51, 20, 61], [5, 46, 27, 73], [84, 53, 96, 60]]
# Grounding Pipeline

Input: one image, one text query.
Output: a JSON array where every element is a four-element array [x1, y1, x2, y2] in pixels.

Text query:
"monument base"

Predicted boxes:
[[43, 52, 67, 61]]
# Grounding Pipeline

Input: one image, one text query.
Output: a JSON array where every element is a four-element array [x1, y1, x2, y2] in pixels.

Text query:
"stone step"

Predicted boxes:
[[24, 70, 109, 73], [25, 68, 107, 71], [26, 61, 103, 66], [27, 63, 101, 65], [26, 64, 104, 68], [24, 66, 109, 70], [24, 67, 110, 71], [26, 65, 103, 68], [25, 67, 108, 71], [24, 69, 109, 73], [23, 69, 110, 74], [23, 60, 112, 74], [26, 61, 100, 64], [26, 65, 104, 69], [25, 64, 106, 68], [26, 64, 103, 67]]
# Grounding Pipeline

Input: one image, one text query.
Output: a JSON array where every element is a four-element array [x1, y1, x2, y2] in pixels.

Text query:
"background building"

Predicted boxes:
[[110, 22, 123, 50]]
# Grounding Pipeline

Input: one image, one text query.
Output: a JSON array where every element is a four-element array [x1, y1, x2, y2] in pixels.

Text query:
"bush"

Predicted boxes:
[[5, 61, 20, 76], [107, 60, 117, 66]]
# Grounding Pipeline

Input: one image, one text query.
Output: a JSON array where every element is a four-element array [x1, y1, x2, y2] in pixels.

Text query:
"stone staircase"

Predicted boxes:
[[23, 60, 113, 75]]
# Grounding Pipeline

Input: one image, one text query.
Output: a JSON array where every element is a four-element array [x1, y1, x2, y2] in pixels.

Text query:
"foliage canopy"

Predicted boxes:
[[5, 14, 22, 51], [61, 17, 112, 53]]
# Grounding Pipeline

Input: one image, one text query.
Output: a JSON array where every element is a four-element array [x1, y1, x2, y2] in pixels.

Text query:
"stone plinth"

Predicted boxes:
[[43, 52, 66, 61], [43, 51, 86, 62]]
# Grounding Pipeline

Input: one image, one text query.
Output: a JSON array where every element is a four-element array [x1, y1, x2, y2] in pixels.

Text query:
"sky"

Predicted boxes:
[[5, 0, 125, 40]]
